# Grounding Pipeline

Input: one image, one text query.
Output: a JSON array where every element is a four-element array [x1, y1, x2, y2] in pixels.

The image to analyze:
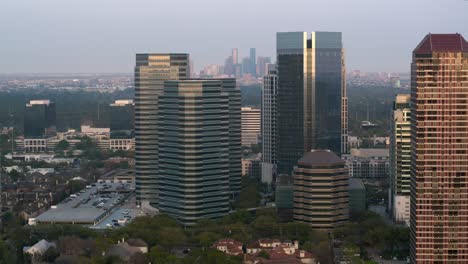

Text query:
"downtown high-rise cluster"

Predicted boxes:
[[132, 32, 468, 263]]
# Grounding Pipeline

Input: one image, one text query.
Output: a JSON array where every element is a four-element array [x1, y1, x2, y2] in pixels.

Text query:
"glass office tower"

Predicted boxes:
[[134, 54, 189, 206], [158, 79, 234, 225], [110, 100, 134, 139], [276, 32, 347, 175], [24, 100, 56, 138], [261, 67, 278, 185]]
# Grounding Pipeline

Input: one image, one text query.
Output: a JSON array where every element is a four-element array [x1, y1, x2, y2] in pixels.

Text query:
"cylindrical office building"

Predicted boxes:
[[293, 150, 349, 230]]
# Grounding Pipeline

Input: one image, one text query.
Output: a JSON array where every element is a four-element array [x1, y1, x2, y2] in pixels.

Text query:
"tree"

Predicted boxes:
[[251, 215, 279, 237], [129, 252, 149, 264], [55, 140, 70, 151], [148, 246, 180, 264], [8, 169, 21, 182], [257, 250, 270, 259], [41, 247, 60, 263]]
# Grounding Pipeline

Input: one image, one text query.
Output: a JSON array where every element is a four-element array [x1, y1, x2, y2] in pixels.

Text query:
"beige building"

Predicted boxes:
[[241, 107, 261, 147], [293, 150, 349, 230], [410, 33, 468, 263]]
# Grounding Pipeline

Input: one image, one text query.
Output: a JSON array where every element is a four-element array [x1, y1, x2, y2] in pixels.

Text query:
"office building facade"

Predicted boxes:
[[342, 148, 389, 179], [293, 150, 349, 229], [410, 33, 468, 263], [134, 53, 189, 206], [241, 107, 261, 147], [390, 94, 411, 223], [250, 48, 256, 76], [110, 100, 135, 139], [24, 100, 56, 139], [276, 32, 347, 175], [261, 68, 278, 185], [157, 79, 233, 225]]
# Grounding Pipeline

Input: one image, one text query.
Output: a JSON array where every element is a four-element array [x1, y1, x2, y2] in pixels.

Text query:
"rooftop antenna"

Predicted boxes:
[[97, 103, 101, 122], [366, 101, 370, 121]]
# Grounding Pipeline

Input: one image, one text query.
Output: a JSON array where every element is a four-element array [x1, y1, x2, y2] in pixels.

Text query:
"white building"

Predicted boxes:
[[389, 94, 411, 224], [261, 68, 277, 185]]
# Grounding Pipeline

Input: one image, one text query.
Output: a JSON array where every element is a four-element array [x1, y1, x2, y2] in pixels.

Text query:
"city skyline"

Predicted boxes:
[[1, 0, 467, 74]]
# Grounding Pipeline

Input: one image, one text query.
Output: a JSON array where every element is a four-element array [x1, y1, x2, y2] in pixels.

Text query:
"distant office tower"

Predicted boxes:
[[276, 32, 347, 175], [389, 94, 411, 223], [134, 53, 189, 206], [261, 68, 278, 185], [24, 100, 56, 138], [410, 34, 468, 263], [256, 56, 271, 77], [158, 79, 236, 225], [241, 57, 251, 75], [293, 150, 349, 229], [241, 107, 261, 147], [232, 48, 239, 65], [250, 48, 256, 76], [110, 100, 134, 139], [224, 56, 234, 76]]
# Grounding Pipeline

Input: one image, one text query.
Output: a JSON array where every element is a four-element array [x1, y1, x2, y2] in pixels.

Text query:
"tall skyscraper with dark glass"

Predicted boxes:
[[261, 67, 278, 185], [410, 33, 468, 263], [110, 100, 134, 139], [24, 100, 56, 138], [276, 32, 347, 175], [250, 48, 256, 76], [158, 79, 238, 225], [134, 54, 189, 206]]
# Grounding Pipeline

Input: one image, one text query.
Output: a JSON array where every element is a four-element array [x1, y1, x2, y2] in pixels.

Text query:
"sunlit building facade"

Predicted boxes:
[[134, 53, 190, 206], [390, 94, 411, 224], [410, 33, 468, 263], [241, 107, 261, 147]]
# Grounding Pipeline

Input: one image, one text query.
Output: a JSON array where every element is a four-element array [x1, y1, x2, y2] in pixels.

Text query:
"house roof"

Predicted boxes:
[[414, 33, 468, 53], [127, 239, 147, 247]]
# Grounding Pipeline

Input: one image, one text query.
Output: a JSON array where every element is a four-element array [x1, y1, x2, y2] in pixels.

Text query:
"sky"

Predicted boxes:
[[0, 0, 467, 74]]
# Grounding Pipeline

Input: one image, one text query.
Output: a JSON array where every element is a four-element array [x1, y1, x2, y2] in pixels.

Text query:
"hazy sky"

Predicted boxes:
[[0, 0, 467, 74]]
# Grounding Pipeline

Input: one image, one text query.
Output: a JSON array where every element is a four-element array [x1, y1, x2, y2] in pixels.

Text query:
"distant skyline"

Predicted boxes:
[[0, 0, 467, 74]]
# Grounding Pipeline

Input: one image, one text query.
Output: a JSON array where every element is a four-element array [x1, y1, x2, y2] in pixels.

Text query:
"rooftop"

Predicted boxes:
[[349, 178, 365, 190], [298, 150, 343, 166], [34, 182, 134, 225], [414, 33, 468, 53], [350, 148, 389, 158]]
